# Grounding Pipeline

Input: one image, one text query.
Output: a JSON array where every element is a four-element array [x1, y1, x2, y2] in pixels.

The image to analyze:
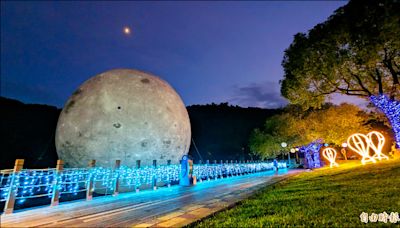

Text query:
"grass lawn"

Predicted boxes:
[[193, 159, 400, 227]]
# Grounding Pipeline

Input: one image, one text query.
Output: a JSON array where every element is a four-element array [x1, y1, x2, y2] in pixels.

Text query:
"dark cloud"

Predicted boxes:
[[229, 81, 288, 108]]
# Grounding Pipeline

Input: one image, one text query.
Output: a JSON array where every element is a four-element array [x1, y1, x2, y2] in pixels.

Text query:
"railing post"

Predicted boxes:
[[206, 160, 210, 181], [113, 160, 121, 196], [152, 160, 157, 190], [239, 160, 242, 175], [51, 160, 64, 207], [167, 160, 171, 187], [235, 160, 240, 176], [86, 160, 96, 201], [198, 160, 203, 182], [230, 160, 234, 176], [220, 160, 224, 179], [4, 159, 24, 214], [135, 160, 141, 193], [213, 160, 217, 179]]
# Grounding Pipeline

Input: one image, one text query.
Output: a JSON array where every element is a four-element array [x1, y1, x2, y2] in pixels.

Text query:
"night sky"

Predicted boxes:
[[1, 1, 352, 109]]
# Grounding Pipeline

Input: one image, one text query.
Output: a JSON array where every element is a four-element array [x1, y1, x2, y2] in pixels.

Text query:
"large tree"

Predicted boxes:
[[249, 114, 294, 159], [280, 0, 400, 147], [249, 103, 371, 159]]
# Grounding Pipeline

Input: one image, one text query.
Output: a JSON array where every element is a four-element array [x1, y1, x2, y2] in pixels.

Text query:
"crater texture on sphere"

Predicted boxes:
[[55, 69, 191, 167]]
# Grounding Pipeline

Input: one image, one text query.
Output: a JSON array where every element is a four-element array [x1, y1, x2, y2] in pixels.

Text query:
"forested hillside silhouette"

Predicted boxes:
[[1, 97, 280, 169], [1, 97, 60, 169], [187, 103, 281, 162]]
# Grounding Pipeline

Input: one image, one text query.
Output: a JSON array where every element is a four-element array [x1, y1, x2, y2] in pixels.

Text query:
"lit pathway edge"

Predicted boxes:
[[135, 170, 303, 228], [0, 169, 302, 228]]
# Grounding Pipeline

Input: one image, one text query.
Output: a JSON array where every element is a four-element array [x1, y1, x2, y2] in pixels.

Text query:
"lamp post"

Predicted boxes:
[[290, 148, 296, 164], [281, 142, 289, 165], [295, 147, 300, 163], [341, 142, 348, 160]]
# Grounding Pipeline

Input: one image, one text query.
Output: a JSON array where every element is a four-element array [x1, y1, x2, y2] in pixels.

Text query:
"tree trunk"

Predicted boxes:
[[370, 95, 400, 148]]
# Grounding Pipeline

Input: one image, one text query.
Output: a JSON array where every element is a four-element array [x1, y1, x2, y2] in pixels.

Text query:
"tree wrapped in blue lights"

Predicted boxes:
[[300, 139, 323, 169], [279, 0, 400, 150], [370, 95, 400, 148]]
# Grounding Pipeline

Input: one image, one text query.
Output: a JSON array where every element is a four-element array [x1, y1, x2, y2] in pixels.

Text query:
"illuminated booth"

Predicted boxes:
[[300, 139, 323, 169], [179, 155, 194, 186]]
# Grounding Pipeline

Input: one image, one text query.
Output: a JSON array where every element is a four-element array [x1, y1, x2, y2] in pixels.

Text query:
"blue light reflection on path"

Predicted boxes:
[[1, 169, 297, 227]]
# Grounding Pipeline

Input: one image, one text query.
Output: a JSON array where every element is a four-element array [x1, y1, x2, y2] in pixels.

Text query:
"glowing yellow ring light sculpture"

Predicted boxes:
[[347, 133, 376, 165], [367, 131, 389, 161], [322, 147, 339, 168]]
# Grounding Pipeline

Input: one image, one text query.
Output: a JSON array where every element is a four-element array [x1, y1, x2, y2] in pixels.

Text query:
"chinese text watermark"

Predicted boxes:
[[360, 212, 399, 224]]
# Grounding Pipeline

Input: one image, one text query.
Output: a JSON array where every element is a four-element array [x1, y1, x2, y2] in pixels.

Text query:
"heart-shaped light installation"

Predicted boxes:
[[322, 147, 339, 168], [347, 133, 376, 165], [367, 131, 389, 161]]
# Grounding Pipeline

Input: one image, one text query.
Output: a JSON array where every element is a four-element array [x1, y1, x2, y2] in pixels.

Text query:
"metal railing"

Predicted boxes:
[[0, 159, 286, 214]]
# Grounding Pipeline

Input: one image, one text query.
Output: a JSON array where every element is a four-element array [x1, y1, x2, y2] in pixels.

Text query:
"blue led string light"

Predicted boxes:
[[370, 94, 400, 148], [0, 171, 12, 202], [0, 161, 286, 206]]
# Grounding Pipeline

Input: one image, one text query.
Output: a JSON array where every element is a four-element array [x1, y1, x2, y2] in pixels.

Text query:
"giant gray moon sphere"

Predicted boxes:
[[55, 69, 191, 168]]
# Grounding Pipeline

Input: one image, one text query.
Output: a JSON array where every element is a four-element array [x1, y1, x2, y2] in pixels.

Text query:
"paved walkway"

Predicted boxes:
[[0, 169, 302, 227]]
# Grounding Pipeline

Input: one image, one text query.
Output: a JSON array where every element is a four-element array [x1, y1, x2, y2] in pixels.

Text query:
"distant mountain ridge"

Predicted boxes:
[[0, 97, 280, 169], [187, 103, 281, 162], [0, 97, 60, 169]]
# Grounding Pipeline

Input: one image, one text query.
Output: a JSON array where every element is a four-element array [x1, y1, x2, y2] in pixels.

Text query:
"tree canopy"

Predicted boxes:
[[249, 103, 371, 159], [249, 114, 295, 159], [290, 103, 371, 146], [281, 0, 400, 109]]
